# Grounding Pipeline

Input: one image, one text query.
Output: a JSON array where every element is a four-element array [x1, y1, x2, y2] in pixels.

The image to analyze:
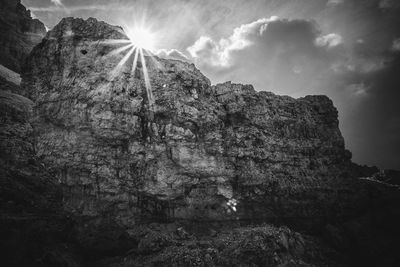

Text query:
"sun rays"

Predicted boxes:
[[102, 34, 157, 110], [127, 27, 155, 51]]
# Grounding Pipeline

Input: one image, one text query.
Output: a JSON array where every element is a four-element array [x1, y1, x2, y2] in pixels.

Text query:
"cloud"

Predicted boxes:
[[36, 0, 71, 15], [391, 38, 400, 52], [187, 17, 279, 68], [346, 83, 368, 96], [326, 0, 344, 7], [187, 16, 327, 70], [29, 5, 108, 12], [315, 33, 343, 48], [186, 17, 346, 105], [50, 0, 63, 7], [331, 56, 386, 74], [379, 0, 400, 9], [156, 49, 189, 62], [187, 36, 223, 66]]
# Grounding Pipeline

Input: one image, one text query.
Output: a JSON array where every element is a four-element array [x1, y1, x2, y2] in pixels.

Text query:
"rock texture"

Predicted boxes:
[[0, 81, 79, 266], [22, 17, 365, 231], [0, 0, 46, 72], [0, 10, 398, 265], [97, 224, 340, 266]]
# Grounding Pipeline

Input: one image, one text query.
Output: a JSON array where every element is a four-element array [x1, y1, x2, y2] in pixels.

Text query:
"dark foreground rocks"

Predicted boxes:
[[97, 224, 340, 267], [0, 81, 78, 266]]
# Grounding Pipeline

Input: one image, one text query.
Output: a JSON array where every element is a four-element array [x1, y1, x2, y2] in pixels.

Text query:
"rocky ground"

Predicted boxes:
[[1, 1, 400, 266]]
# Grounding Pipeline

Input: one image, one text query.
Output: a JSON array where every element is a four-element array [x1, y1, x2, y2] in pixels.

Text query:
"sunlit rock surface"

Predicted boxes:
[[22, 17, 367, 230], [0, 0, 46, 72]]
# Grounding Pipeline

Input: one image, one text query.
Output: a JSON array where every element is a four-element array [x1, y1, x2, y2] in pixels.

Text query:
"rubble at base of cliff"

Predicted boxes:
[[96, 224, 341, 267]]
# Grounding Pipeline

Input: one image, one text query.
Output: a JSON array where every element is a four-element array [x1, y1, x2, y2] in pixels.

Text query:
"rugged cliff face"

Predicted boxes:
[[22, 17, 366, 231], [0, 78, 80, 266], [0, 0, 46, 72], [0, 9, 397, 265]]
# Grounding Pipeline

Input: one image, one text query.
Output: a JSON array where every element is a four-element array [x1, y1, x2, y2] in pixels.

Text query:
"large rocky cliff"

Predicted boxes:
[[0, 13, 398, 266], [0, 0, 46, 72], [22, 17, 365, 231]]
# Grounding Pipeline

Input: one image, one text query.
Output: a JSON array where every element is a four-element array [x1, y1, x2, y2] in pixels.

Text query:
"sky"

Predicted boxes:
[[23, 0, 400, 169]]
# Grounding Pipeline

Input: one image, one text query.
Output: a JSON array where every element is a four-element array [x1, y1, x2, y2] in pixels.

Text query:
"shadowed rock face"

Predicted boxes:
[[0, 79, 79, 267], [0, 0, 46, 72], [22, 17, 366, 230]]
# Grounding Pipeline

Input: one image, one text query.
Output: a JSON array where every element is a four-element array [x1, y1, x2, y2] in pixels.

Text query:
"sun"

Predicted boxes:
[[101, 24, 158, 110], [127, 27, 155, 51]]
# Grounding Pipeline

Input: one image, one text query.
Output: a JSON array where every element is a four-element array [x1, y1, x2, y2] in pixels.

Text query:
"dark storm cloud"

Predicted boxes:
[[343, 52, 400, 168], [379, 0, 400, 9], [320, 0, 400, 168], [21, 0, 400, 169]]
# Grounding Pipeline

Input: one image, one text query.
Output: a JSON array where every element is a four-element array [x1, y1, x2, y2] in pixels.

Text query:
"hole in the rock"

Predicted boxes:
[[80, 49, 88, 55]]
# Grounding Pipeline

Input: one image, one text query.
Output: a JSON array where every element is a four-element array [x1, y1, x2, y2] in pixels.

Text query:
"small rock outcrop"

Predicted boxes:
[[0, 0, 46, 72], [22, 17, 365, 231]]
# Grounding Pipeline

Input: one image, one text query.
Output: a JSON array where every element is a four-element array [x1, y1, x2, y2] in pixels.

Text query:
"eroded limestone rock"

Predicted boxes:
[[22, 17, 366, 230]]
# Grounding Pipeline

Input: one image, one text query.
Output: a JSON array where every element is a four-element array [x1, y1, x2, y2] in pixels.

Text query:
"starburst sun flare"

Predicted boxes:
[[100, 25, 158, 110], [127, 27, 155, 51]]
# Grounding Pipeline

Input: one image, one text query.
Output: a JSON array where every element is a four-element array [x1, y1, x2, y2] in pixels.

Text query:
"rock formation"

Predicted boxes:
[[0, 73, 339, 266], [0, 0, 46, 72], [1, 1, 399, 262], [22, 17, 366, 232], [0, 78, 79, 266]]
